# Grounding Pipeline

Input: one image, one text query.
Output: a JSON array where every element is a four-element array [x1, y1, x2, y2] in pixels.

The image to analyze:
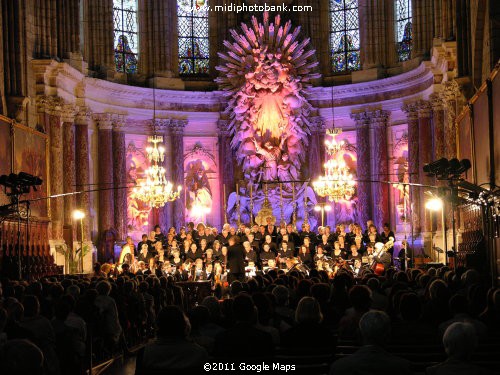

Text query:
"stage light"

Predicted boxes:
[[0, 174, 18, 188], [314, 206, 321, 212], [423, 158, 449, 176], [425, 198, 443, 211], [324, 205, 332, 212], [73, 209, 85, 220], [18, 172, 43, 186]]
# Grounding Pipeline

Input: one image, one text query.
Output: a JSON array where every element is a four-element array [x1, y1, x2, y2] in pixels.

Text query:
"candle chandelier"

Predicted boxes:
[[313, 156, 356, 202], [132, 44, 181, 208], [312, 90, 356, 202], [132, 132, 182, 208]]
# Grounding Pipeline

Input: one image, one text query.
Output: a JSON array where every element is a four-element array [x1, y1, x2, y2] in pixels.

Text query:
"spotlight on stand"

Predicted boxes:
[[0, 172, 43, 196], [423, 158, 471, 180], [18, 172, 43, 190]]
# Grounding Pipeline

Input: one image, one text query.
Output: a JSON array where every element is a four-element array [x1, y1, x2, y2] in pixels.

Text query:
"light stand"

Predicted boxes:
[[73, 209, 85, 274]]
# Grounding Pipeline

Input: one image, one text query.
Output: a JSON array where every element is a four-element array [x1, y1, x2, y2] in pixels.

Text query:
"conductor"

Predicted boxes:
[[227, 236, 246, 282]]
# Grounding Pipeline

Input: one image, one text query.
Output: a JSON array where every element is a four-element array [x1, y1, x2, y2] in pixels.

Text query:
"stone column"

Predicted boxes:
[[430, 93, 446, 160], [358, 0, 387, 70], [308, 118, 325, 180], [402, 103, 421, 233], [48, 102, 64, 240], [82, 0, 114, 75], [56, 0, 80, 58], [94, 113, 115, 233], [112, 115, 127, 240], [138, 0, 177, 77], [217, 119, 234, 224], [351, 112, 372, 226], [443, 81, 460, 159], [369, 109, 390, 230], [33, 0, 58, 58], [75, 107, 92, 240], [171, 119, 187, 230], [61, 105, 77, 229], [413, 0, 434, 59], [417, 101, 433, 232]]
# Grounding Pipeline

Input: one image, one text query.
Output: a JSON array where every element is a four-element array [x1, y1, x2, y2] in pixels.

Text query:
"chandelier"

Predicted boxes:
[[313, 129, 356, 202], [325, 128, 345, 155], [133, 134, 182, 208], [146, 135, 165, 163]]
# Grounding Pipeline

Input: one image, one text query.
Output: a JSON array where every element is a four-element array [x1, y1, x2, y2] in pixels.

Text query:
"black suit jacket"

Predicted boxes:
[[214, 322, 274, 358], [227, 244, 246, 274]]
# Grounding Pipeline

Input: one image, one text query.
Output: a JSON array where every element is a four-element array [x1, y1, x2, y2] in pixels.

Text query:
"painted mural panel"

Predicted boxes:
[[13, 123, 49, 218], [390, 125, 410, 237], [0, 117, 12, 208], [328, 130, 358, 227], [183, 138, 220, 228], [125, 134, 152, 240]]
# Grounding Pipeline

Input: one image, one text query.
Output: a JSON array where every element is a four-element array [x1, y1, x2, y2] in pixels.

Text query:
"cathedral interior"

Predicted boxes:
[[0, 0, 500, 374], [0, 0, 499, 280]]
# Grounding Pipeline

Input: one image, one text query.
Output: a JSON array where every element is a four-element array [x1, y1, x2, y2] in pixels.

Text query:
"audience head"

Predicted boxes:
[[96, 280, 112, 296], [22, 295, 40, 318], [272, 285, 289, 307], [359, 310, 391, 345], [232, 294, 256, 323], [295, 296, 322, 324], [349, 285, 372, 312], [1, 339, 44, 375], [443, 322, 478, 360], [157, 306, 190, 338]]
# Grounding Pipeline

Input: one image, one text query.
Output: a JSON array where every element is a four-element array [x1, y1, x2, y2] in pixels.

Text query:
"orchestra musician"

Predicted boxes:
[[332, 241, 347, 260], [298, 245, 313, 267], [372, 241, 392, 273], [118, 236, 136, 267]]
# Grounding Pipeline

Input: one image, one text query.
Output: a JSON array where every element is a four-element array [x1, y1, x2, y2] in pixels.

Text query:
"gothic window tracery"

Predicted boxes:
[[329, 0, 360, 73], [177, 0, 210, 75], [113, 0, 139, 73], [395, 0, 412, 62]]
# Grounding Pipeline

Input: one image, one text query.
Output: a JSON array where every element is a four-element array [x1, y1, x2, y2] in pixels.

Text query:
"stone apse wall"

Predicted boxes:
[[32, 42, 464, 259]]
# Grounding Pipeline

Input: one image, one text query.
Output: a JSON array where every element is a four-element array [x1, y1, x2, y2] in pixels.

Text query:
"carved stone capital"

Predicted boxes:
[[151, 118, 171, 134], [350, 111, 371, 125], [416, 100, 432, 118], [367, 109, 390, 127], [93, 113, 113, 130], [38, 95, 65, 115], [75, 107, 92, 125], [60, 104, 77, 123], [170, 119, 188, 135], [310, 117, 326, 133], [401, 102, 419, 121], [217, 119, 231, 136], [112, 114, 127, 131], [430, 93, 445, 111]]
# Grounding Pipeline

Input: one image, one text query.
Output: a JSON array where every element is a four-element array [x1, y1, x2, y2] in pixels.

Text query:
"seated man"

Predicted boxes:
[[214, 294, 274, 358], [136, 306, 208, 372], [331, 310, 412, 375], [426, 322, 493, 375]]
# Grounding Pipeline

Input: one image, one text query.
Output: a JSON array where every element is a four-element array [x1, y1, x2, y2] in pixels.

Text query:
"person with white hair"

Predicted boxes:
[[330, 310, 412, 374], [426, 322, 493, 375]]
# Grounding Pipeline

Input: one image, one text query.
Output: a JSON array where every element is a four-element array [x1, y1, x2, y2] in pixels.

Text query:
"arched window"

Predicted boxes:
[[395, 0, 412, 62], [113, 0, 139, 73], [177, 0, 210, 75], [330, 0, 360, 73]]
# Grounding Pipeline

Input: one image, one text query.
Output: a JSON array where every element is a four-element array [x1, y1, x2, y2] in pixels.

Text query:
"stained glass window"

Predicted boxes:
[[113, 0, 138, 74], [395, 0, 412, 62], [177, 0, 210, 75], [330, 0, 360, 73]]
